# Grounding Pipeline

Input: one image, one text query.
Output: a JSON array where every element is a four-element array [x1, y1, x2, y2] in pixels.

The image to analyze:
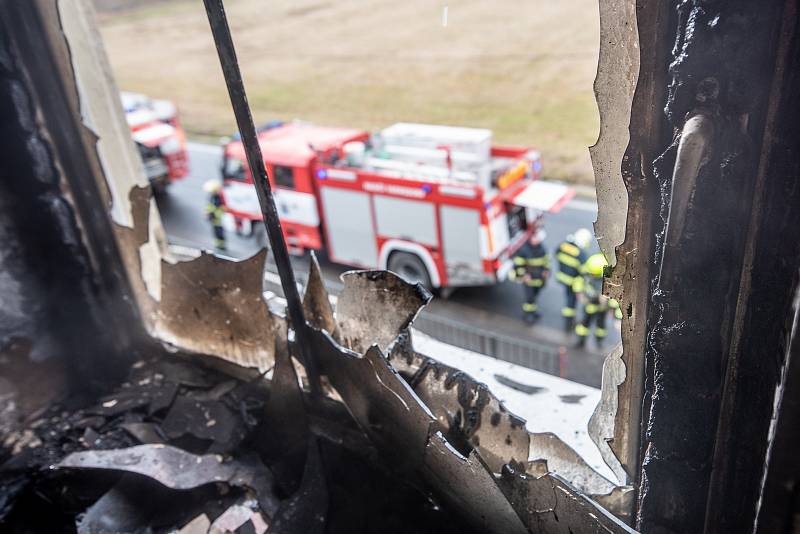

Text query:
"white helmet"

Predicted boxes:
[[531, 229, 546, 244], [203, 179, 223, 194], [573, 228, 593, 249]]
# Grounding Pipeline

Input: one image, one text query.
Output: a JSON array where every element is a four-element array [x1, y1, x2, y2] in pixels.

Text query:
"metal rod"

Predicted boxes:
[[202, 0, 320, 395]]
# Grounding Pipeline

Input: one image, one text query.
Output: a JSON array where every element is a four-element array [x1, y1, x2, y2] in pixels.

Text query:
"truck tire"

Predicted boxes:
[[388, 251, 432, 291]]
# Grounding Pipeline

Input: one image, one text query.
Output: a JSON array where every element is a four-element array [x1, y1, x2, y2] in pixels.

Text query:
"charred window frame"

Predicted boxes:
[[3, 0, 637, 529], [7, 0, 639, 526], [596, 0, 800, 532], [7, 0, 800, 532]]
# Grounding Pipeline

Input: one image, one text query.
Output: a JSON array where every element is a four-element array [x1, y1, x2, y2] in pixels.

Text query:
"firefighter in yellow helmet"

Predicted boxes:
[[510, 229, 550, 324], [573, 252, 622, 347], [204, 180, 226, 251]]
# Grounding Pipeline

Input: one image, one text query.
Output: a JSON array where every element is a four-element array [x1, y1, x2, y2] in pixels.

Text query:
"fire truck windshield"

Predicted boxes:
[[223, 155, 246, 182]]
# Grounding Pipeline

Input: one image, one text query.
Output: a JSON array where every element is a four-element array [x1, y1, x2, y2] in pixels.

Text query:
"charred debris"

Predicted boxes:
[[0, 258, 633, 533]]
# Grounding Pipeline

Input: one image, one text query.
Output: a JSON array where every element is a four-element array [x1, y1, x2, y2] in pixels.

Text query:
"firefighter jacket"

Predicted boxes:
[[572, 271, 603, 300], [206, 194, 224, 226], [572, 257, 623, 319], [511, 242, 550, 287], [555, 239, 587, 287]]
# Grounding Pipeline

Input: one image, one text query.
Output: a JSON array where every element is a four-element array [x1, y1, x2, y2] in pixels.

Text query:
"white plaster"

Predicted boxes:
[[58, 0, 148, 227]]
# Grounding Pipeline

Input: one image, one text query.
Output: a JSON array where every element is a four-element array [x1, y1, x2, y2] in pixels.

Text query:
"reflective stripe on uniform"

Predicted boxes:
[[513, 257, 526, 265], [527, 256, 549, 266], [562, 307, 576, 318], [572, 277, 585, 293], [522, 303, 538, 312], [585, 303, 599, 314], [614, 308, 623, 320], [559, 242, 580, 256], [595, 327, 608, 338], [575, 324, 589, 336], [207, 205, 224, 225], [525, 279, 544, 287], [557, 253, 582, 269], [556, 272, 575, 286]]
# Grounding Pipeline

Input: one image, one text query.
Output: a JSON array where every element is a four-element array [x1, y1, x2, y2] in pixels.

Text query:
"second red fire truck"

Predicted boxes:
[[121, 91, 189, 192], [220, 121, 573, 290]]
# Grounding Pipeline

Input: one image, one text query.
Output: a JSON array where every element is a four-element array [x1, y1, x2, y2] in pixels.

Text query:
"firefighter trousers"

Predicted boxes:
[[522, 284, 543, 314], [212, 224, 226, 250], [561, 283, 578, 319], [575, 301, 608, 341]]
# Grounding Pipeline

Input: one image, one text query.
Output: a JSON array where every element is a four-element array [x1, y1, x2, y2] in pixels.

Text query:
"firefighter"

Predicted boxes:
[[555, 228, 592, 332], [573, 252, 622, 347], [204, 180, 226, 251], [510, 229, 550, 324]]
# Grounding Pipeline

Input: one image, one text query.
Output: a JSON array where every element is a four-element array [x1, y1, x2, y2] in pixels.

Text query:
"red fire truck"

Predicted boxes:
[[121, 92, 189, 192], [220, 121, 573, 290]]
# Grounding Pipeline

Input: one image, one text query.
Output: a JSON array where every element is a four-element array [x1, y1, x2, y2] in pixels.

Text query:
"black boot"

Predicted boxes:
[[524, 312, 536, 325], [575, 336, 587, 348]]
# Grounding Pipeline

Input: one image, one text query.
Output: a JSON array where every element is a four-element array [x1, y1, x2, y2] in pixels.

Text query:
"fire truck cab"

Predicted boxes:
[[221, 121, 573, 290], [121, 91, 189, 192]]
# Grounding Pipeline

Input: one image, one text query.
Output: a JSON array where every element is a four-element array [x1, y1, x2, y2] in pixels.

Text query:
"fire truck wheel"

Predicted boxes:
[[388, 251, 432, 291]]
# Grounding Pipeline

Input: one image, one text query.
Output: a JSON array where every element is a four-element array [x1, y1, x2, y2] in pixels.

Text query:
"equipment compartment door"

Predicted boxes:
[[320, 187, 377, 267], [440, 206, 482, 271]]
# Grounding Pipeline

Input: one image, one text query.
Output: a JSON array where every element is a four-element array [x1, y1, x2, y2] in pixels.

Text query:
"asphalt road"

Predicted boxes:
[[156, 142, 620, 387]]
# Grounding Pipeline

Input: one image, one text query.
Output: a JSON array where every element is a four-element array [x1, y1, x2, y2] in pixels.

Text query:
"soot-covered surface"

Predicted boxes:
[[637, 0, 785, 532], [0, 354, 477, 534]]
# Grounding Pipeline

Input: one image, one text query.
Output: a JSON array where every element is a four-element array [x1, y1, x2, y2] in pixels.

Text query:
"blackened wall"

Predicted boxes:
[[0, 2, 133, 395], [637, 0, 790, 532], [706, 3, 800, 531]]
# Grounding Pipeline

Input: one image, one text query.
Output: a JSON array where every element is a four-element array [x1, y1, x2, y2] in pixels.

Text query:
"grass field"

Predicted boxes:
[[95, 0, 600, 184]]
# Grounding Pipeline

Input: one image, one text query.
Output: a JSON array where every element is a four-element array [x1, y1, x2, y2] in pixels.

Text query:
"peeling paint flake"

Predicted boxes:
[[57, 0, 148, 228], [589, 0, 640, 266]]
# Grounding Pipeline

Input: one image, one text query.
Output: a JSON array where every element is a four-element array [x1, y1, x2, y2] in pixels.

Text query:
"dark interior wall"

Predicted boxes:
[[0, 19, 96, 371], [0, 1, 136, 397], [636, 0, 792, 532], [0, 22, 62, 356], [755, 281, 800, 534], [705, 3, 800, 531]]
